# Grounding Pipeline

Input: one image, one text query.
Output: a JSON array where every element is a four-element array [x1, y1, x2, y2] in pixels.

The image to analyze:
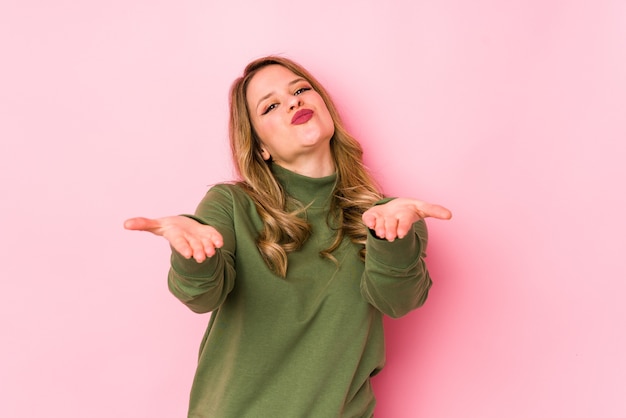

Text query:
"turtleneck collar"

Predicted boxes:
[[270, 163, 337, 209]]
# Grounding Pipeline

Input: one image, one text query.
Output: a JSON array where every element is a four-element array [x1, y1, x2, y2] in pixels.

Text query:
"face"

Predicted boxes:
[[246, 65, 335, 171]]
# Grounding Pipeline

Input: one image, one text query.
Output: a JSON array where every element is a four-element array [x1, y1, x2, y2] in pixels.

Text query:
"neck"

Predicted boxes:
[[270, 163, 337, 207], [272, 152, 335, 178]]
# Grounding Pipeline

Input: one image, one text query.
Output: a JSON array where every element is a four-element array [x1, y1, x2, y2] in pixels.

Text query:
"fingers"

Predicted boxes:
[[362, 198, 452, 242], [187, 234, 221, 263], [169, 234, 194, 259], [171, 228, 224, 263], [188, 235, 209, 263], [363, 210, 403, 242], [124, 215, 225, 263], [395, 216, 414, 239]]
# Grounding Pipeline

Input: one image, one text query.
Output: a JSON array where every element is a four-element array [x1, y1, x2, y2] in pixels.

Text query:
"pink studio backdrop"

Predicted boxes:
[[1, 1, 625, 417]]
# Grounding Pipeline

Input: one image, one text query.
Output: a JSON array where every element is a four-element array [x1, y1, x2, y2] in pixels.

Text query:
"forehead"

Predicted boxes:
[[246, 65, 302, 100]]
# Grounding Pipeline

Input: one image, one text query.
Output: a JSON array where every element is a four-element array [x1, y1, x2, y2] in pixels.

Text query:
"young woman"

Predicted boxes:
[[125, 56, 451, 417]]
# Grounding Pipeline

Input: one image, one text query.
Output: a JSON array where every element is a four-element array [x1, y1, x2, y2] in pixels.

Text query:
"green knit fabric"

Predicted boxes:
[[168, 164, 432, 418]]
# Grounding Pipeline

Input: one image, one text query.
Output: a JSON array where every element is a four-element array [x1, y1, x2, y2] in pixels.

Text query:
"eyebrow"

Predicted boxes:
[[256, 77, 307, 110]]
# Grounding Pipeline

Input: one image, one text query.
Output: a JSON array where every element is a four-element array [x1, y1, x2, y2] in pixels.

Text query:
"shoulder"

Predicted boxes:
[[197, 182, 256, 212], [204, 182, 243, 198], [193, 182, 258, 227], [203, 182, 254, 202]]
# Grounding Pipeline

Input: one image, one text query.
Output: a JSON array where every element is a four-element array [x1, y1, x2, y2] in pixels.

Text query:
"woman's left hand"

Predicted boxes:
[[362, 198, 452, 242]]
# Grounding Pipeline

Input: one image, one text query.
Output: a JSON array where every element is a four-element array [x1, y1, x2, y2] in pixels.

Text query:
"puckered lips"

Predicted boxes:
[[291, 109, 314, 125]]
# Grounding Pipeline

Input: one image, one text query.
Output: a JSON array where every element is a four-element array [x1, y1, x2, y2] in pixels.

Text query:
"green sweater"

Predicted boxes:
[[168, 164, 432, 418]]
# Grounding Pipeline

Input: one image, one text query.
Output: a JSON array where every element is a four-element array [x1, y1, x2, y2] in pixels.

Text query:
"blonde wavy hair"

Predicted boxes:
[[229, 56, 383, 277]]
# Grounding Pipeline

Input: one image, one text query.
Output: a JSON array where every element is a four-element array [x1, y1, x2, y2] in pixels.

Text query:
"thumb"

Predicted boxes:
[[422, 203, 453, 220], [124, 217, 160, 232]]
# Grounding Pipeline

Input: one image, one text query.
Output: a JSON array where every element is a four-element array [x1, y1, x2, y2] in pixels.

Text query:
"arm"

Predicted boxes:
[[168, 186, 238, 313], [124, 185, 238, 313], [361, 219, 431, 318], [360, 197, 451, 318]]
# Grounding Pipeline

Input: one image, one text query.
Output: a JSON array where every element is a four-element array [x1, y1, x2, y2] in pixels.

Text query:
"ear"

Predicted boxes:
[[260, 147, 271, 161]]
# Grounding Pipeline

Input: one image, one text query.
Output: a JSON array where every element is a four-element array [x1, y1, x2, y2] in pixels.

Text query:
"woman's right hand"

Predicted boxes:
[[124, 216, 223, 263]]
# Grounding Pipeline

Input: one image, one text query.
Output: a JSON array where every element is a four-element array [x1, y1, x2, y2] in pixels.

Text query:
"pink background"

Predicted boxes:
[[2, 1, 625, 417]]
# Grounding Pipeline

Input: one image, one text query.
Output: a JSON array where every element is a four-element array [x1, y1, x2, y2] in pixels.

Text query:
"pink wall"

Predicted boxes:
[[2, 1, 625, 417]]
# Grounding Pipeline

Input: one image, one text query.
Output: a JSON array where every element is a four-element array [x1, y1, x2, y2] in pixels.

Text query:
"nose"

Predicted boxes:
[[288, 95, 302, 111]]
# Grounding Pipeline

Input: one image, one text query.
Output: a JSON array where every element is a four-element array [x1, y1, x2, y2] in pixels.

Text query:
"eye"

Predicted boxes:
[[261, 103, 278, 115], [294, 87, 311, 96]]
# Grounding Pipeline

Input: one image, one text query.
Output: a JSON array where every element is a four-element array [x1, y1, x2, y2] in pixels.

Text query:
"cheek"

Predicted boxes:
[[322, 109, 335, 134], [253, 117, 280, 143], [315, 99, 334, 132]]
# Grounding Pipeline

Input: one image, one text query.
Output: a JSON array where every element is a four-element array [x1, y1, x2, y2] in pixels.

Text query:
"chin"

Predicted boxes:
[[300, 132, 332, 147]]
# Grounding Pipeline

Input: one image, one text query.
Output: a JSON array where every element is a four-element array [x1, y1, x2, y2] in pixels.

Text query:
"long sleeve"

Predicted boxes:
[[360, 219, 432, 318], [177, 168, 413, 417], [167, 186, 238, 314]]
